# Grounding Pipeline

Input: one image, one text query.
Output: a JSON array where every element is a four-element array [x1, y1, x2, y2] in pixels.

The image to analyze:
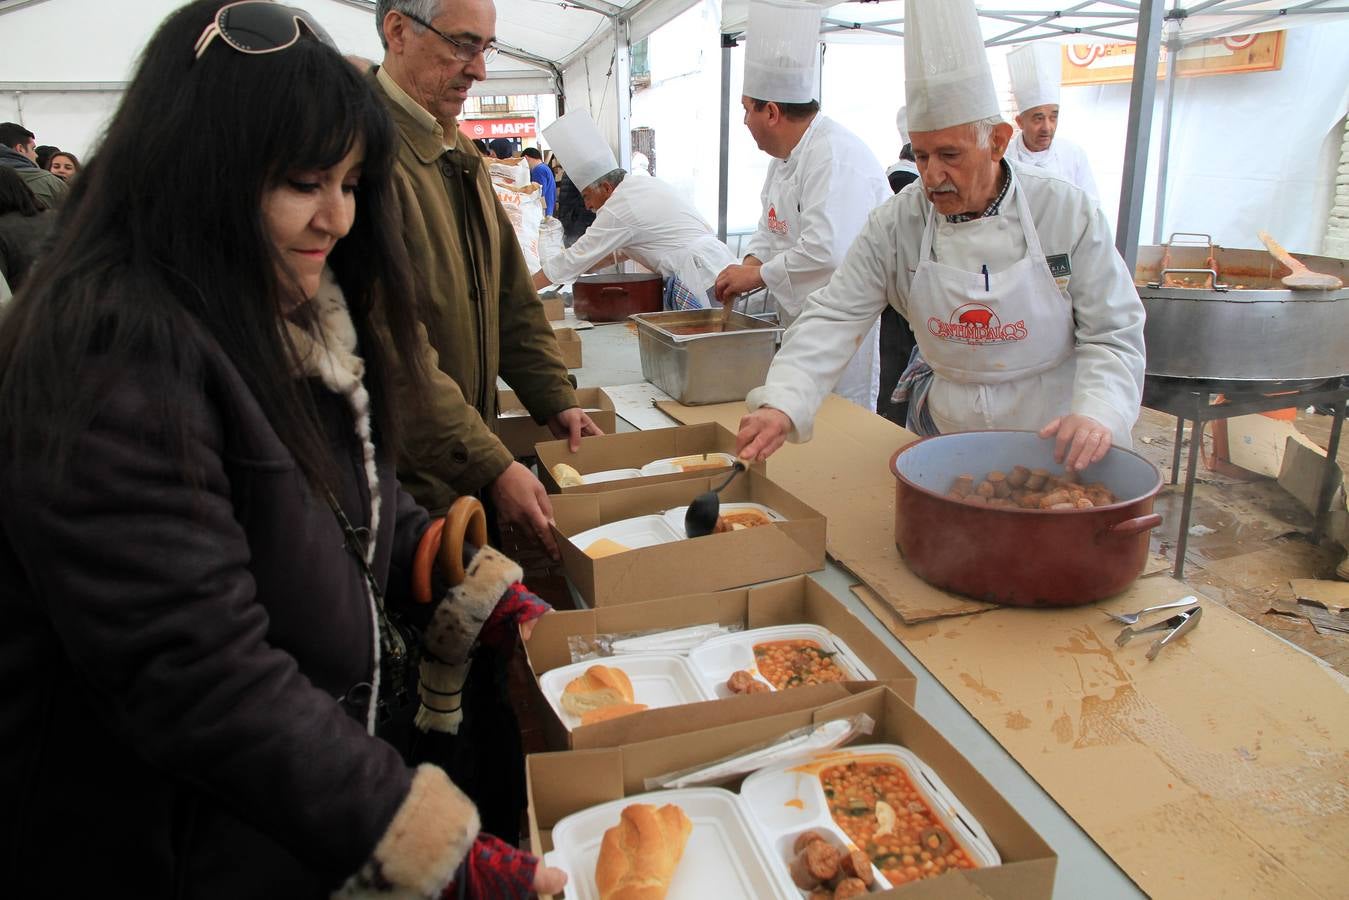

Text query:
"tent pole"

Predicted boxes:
[[1115, 0, 1165, 270], [1151, 31, 1181, 245], [718, 33, 734, 243], [614, 18, 633, 172]]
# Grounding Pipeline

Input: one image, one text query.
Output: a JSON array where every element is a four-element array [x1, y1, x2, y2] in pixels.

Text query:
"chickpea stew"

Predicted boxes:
[[753, 639, 848, 690], [820, 760, 978, 886]]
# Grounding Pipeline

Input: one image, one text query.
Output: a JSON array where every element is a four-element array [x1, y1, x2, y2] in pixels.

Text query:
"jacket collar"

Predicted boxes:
[[372, 65, 476, 165], [0, 146, 38, 171]]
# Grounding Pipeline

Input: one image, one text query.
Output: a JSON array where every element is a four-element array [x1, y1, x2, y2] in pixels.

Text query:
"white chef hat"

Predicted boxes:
[[742, 0, 821, 104], [1007, 42, 1061, 113], [896, 105, 909, 144], [542, 109, 619, 192], [904, 0, 1001, 133]]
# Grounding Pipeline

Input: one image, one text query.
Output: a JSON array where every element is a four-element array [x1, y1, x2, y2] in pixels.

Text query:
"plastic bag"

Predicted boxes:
[[643, 714, 876, 790], [538, 216, 564, 268], [567, 622, 741, 663]]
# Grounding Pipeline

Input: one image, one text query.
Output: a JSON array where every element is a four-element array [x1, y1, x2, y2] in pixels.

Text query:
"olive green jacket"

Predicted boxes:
[[371, 69, 576, 513]]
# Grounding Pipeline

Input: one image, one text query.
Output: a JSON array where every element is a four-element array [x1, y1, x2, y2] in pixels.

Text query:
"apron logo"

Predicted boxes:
[[1045, 253, 1071, 278], [766, 205, 789, 236], [928, 303, 1029, 345]]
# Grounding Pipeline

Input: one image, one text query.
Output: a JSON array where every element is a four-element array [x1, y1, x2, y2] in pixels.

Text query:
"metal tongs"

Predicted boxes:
[[1114, 605, 1203, 661]]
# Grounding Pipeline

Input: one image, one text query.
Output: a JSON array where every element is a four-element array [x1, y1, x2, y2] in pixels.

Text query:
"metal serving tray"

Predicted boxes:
[[632, 310, 783, 405]]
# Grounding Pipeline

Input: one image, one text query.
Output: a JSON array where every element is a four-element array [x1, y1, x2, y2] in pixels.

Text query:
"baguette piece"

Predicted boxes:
[[551, 462, 585, 488], [561, 665, 635, 717], [596, 803, 692, 900]]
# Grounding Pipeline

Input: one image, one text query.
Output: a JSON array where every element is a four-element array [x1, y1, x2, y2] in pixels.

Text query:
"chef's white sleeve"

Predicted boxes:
[[541, 205, 632, 285], [756, 157, 881, 321], [1066, 205, 1146, 442], [747, 207, 899, 442]]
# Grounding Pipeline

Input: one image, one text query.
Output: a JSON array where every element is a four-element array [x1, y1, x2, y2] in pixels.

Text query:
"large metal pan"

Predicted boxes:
[[1135, 236, 1349, 385], [572, 273, 664, 323], [890, 431, 1162, 608]]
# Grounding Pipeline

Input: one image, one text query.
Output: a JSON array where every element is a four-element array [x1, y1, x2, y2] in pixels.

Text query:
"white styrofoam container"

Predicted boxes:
[[660, 501, 785, 539], [568, 515, 683, 558], [640, 452, 738, 477], [538, 654, 717, 731], [687, 625, 876, 699], [579, 467, 644, 485], [739, 744, 1001, 895], [546, 788, 798, 900]]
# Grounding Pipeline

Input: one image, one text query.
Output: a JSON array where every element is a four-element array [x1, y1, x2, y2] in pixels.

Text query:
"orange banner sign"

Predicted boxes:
[[1062, 31, 1284, 86]]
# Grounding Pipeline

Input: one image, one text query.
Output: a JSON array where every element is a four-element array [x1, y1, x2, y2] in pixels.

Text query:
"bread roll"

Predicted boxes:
[[595, 803, 692, 900], [551, 462, 584, 488], [580, 702, 648, 726], [585, 537, 630, 559], [561, 665, 635, 717]]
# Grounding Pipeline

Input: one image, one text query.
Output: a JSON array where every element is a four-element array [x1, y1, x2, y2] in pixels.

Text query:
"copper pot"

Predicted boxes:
[[890, 431, 1162, 608], [572, 273, 664, 323]]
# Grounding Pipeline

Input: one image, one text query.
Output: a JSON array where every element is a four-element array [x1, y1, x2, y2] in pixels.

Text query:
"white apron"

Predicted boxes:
[[908, 177, 1075, 434]]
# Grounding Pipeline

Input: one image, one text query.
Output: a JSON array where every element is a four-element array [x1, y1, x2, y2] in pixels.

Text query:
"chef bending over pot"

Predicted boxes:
[[533, 109, 734, 310], [736, 0, 1145, 472]]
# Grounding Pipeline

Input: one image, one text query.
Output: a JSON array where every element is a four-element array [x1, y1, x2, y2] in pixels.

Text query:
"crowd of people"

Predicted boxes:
[[0, 0, 1145, 896]]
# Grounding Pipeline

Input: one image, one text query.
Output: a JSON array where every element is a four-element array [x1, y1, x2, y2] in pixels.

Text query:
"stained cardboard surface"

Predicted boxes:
[[549, 471, 827, 607], [497, 388, 617, 457], [534, 422, 759, 494], [660, 397, 1349, 900], [656, 397, 996, 622], [527, 686, 1057, 900], [523, 575, 919, 748]]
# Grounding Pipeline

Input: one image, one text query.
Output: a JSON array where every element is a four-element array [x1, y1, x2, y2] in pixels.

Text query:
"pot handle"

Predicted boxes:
[[599, 286, 627, 296], [1103, 513, 1162, 539]]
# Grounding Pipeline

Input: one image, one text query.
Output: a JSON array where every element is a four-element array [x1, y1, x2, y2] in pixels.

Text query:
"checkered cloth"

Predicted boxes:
[[891, 345, 938, 436], [478, 582, 551, 649], [663, 274, 707, 311], [444, 832, 540, 899]]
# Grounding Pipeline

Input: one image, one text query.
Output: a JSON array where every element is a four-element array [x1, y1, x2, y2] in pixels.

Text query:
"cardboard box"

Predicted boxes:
[[528, 685, 1057, 899], [524, 575, 918, 749], [496, 388, 617, 458], [550, 471, 827, 607], [554, 327, 583, 369], [536, 422, 762, 494], [540, 296, 566, 321]]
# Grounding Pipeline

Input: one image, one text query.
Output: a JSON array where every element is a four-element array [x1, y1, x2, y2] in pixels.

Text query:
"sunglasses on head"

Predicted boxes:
[[194, 1, 335, 61]]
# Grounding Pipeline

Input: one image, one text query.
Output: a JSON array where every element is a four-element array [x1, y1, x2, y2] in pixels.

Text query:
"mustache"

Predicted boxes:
[[925, 182, 958, 194]]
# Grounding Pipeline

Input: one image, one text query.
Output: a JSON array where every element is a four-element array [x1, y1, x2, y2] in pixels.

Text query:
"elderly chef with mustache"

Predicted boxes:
[[736, 0, 1145, 472]]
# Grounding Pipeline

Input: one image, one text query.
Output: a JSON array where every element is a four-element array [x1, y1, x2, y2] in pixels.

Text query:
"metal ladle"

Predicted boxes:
[[684, 461, 748, 538]]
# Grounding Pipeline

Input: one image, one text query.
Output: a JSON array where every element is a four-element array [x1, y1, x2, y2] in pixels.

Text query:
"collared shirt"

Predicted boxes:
[[946, 159, 1012, 223], [375, 66, 453, 149]]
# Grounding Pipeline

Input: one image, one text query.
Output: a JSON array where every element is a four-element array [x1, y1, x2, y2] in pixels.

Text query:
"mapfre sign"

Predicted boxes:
[[459, 117, 536, 139]]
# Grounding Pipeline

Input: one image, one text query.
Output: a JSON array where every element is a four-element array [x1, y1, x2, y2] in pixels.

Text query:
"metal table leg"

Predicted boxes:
[[1170, 416, 1185, 485], [1313, 399, 1346, 542], [1172, 395, 1208, 580]]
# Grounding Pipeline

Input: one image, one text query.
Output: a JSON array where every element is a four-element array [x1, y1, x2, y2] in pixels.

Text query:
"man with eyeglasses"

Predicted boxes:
[[369, 1, 600, 548], [368, 0, 596, 871]]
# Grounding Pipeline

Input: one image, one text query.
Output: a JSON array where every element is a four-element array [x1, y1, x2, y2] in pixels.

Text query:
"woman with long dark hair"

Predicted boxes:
[[0, 165, 53, 289], [49, 149, 80, 180], [0, 2, 563, 896]]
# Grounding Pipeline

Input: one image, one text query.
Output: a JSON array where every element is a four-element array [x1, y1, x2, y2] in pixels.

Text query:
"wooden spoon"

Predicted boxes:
[[1257, 231, 1343, 291]]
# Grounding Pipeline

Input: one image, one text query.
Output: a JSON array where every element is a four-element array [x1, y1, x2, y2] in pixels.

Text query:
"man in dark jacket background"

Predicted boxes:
[[0, 123, 68, 210]]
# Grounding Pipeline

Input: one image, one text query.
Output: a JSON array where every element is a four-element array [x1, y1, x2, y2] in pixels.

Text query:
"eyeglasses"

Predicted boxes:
[[401, 12, 499, 63], [194, 1, 334, 61]]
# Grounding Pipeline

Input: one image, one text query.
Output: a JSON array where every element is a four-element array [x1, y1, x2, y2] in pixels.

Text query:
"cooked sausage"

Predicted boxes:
[[793, 830, 832, 855], [986, 471, 1011, 498], [838, 848, 874, 886], [963, 494, 988, 506], [1039, 490, 1070, 509], [1075, 497, 1095, 509], [726, 670, 755, 694], [1007, 465, 1030, 488], [974, 480, 995, 499], [950, 474, 975, 497], [833, 877, 868, 899], [744, 679, 772, 694], [1015, 491, 1044, 509], [790, 840, 840, 888], [1025, 469, 1049, 491]]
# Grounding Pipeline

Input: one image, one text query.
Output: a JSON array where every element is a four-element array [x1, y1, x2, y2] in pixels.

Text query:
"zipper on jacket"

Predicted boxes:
[[455, 152, 492, 417]]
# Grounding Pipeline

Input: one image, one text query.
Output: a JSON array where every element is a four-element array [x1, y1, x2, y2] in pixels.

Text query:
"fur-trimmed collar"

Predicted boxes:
[[285, 268, 385, 734]]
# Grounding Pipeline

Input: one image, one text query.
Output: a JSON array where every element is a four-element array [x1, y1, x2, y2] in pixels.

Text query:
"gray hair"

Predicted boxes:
[[374, 0, 442, 48], [585, 168, 626, 191], [970, 115, 1006, 149]]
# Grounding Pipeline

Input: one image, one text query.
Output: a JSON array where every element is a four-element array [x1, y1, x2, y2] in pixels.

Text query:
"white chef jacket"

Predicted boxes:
[[541, 175, 734, 305], [1005, 133, 1099, 202], [748, 163, 1145, 445], [743, 114, 890, 409]]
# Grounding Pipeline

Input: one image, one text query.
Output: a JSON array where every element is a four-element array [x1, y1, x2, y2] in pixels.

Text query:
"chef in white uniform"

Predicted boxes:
[[714, 0, 889, 410], [533, 110, 734, 309], [1004, 42, 1100, 201], [736, 0, 1145, 472]]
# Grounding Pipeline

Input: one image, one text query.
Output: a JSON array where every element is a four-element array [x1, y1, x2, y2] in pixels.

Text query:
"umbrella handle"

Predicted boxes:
[[439, 496, 488, 588]]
